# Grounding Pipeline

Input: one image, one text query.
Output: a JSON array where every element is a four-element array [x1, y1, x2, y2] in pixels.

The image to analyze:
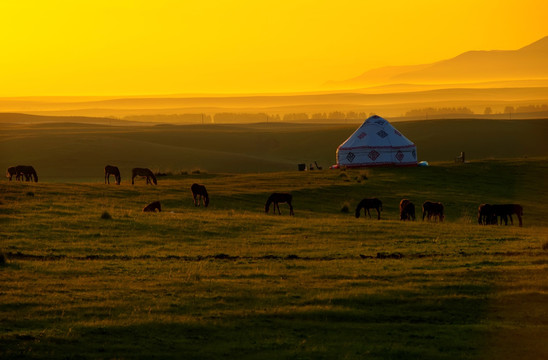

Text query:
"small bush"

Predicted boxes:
[[340, 202, 350, 213], [26, 192, 35, 197], [542, 241, 548, 251], [101, 211, 112, 220], [0, 250, 7, 266], [191, 169, 201, 174]]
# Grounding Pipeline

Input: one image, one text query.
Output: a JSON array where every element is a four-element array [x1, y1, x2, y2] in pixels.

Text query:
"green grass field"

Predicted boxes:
[[1, 158, 547, 359]]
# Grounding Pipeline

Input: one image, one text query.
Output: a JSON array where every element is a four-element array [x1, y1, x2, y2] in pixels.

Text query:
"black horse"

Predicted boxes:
[[478, 204, 497, 225], [265, 193, 294, 216], [422, 201, 444, 222], [104, 165, 121, 185], [143, 201, 162, 212], [491, 204, 523, 227], [355, 198, 382, 219], [191, 183, 209, 207], [15, 165, 38, 182], [132, 168, 157, 185]]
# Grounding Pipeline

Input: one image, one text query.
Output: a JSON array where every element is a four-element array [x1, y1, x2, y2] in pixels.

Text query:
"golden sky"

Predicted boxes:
[[1, 0, 547, 96]]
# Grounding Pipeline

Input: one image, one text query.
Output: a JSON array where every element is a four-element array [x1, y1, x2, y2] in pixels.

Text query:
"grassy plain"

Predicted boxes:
[[1, 158, 547, 359], [1, 119, 547, 180]]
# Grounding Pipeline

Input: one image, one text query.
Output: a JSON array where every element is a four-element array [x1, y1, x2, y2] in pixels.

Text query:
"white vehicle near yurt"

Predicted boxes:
[[336, 115, 417, 167]]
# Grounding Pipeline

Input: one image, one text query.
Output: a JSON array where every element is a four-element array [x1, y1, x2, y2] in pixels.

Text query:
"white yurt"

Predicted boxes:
[[336, 115, 417, 167]]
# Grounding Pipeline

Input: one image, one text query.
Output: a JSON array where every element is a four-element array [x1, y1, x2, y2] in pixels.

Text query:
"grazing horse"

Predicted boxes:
[[143, 201, 162, 212], [6, 167, 18, 181], [191, 183, 209, 207], [104, 165, 121, 185], [355, 198, 382, 219], [399, 199, 416, 221], [15, 165, 38, 182], [422, 201, 444, 222], [132, 168, 157, 185], [478, 204, 497, 225], [265, 193, 294, 216], [492, 204, 523, 227]]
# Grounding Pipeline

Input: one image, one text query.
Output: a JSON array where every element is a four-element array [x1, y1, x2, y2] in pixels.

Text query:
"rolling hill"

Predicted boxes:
[[1, 119, 547, 181]]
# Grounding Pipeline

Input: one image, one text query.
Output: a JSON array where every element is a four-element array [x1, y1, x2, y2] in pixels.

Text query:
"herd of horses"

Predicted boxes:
[[6, 165, 523, 226], [355, 197, 522, 226], [355, 198, 445, 222]]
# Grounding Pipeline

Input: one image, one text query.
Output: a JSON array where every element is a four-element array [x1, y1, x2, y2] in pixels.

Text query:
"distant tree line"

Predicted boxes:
[[502, 104, 548, 114], [123, 104, 548, 123], [405, 107, 474, 118]]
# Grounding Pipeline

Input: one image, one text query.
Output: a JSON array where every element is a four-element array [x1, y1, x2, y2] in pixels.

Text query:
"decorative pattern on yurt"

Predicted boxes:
[[336, 115, 417, 167]]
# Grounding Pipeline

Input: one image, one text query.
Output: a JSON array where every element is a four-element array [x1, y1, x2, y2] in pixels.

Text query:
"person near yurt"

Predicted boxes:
[[336, 115, 417, 167]]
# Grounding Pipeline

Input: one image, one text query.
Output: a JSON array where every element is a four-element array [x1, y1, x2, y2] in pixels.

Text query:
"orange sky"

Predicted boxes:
[[0, 0, 546, 96]]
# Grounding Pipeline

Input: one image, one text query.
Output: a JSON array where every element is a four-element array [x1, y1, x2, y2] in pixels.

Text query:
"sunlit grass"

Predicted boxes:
[[1, 159, 547, 359]]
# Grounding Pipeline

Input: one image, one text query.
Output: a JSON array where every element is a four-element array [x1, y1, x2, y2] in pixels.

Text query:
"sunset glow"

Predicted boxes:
[[1, 0, 547, 96]]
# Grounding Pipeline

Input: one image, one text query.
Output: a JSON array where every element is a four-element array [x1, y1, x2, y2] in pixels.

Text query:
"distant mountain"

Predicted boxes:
[[326, 36, 548, 89]]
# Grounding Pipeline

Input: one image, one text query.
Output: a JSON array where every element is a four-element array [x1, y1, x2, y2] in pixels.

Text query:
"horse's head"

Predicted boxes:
[[204, 196, 209, 207], [116, 175, 121, 185], [152, 177, 158, 185]]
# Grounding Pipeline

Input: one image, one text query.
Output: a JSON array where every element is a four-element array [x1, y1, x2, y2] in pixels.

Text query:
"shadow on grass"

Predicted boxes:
[[1, 287, 491, 360]]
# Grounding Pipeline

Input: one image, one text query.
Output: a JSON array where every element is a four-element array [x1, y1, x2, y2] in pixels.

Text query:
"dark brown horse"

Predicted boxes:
[[355, 198, 382, 219], [143, 201, 162, 212], [132, 168, 157, 185], [399, 199, 416, 221], [492, 204, 523, 227], [191, 183, 209, 207], [265, 193, 294, 215], [6, 166, 18, 181], [422, 201, 444, 222], [104, 165, 121, 185], [15, 165, 38, 182], [478, 204, 497, 225]]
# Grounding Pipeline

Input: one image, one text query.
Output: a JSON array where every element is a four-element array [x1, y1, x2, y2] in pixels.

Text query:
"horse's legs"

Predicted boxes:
[[508, 214, 513, 225], [517, 214, 522, 227], [193, 193, 198, 206], [289, 202, 294, 216], [132, 174, 135, 185], [276, 202, 281, 215], [376, 207, 380, 220], [366, 208, 371, 218], [500, 214, 508, 225]]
